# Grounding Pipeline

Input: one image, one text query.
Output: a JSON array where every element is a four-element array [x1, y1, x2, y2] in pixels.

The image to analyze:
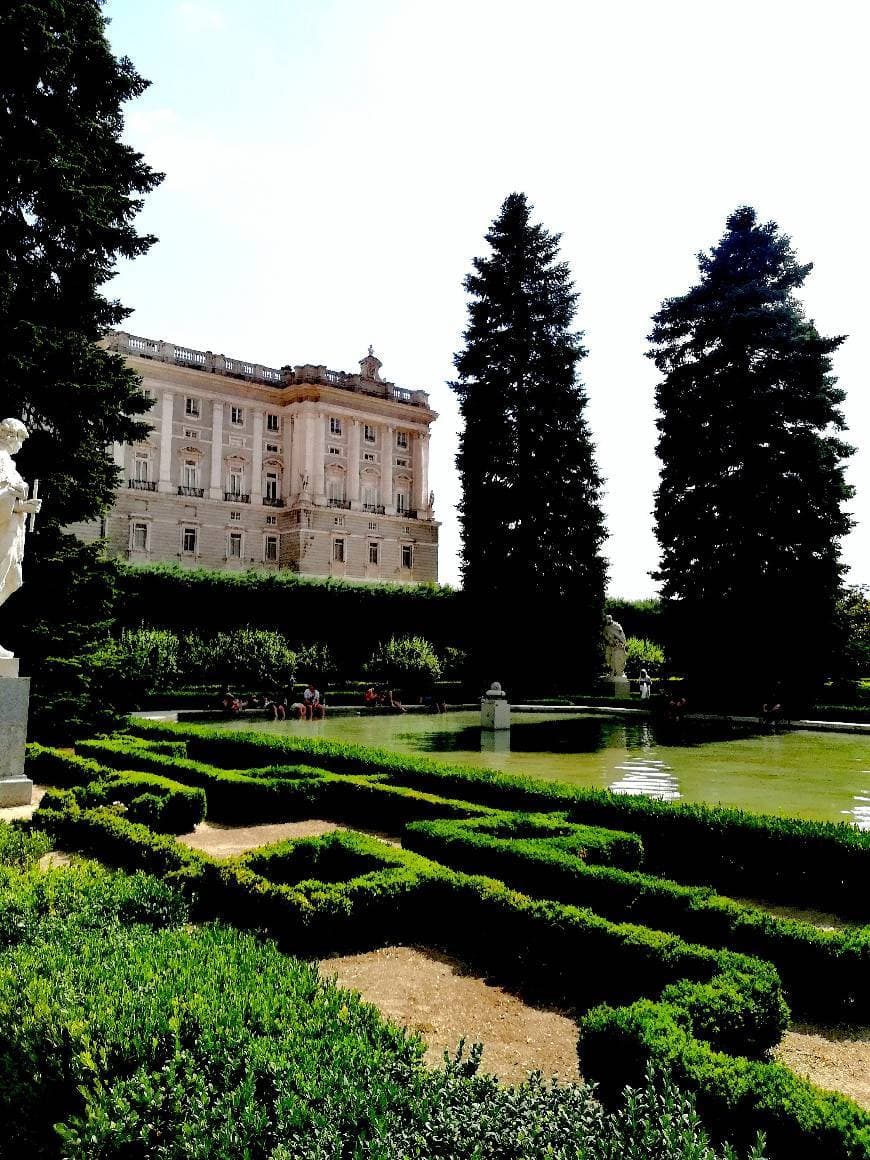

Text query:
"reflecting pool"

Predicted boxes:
[[208, 711, 870, 829]]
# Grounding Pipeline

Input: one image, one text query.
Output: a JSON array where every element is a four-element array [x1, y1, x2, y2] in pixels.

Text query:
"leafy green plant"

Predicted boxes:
[[185, 628, 297, 688], [367, 634, 442, 690], [626, 636, 666, 673]]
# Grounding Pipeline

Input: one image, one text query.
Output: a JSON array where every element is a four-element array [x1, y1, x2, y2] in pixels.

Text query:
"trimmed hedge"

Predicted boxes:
[[404, 815, 870, 1022], [31, 794, 870, 1157], [25, 744, 205, 834], [127, 719, 870, 918]]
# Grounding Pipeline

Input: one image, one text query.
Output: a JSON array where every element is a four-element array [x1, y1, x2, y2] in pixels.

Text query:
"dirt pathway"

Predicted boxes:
[[317, 943, 581, 1085], [775, 1023, 870, 1110]]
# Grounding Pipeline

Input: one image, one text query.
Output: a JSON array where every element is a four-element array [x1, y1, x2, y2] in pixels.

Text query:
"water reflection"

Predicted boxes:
[[609, 757, 681, 801], [842, 782, 870, 830]]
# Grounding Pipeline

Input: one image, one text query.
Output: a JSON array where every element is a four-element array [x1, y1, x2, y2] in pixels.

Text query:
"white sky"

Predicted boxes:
[[103, 0, 869, 595]]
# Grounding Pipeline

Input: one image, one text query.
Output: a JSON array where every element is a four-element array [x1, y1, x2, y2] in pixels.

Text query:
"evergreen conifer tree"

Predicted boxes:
[[649, 207, 853, 706], [0, 0, 161, 726], [451, 193, 606, 690]]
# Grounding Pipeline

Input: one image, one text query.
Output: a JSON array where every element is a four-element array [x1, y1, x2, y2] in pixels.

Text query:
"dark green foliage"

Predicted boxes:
[[0, 821, 51, 869], [0, 0, 161, 733], [405, 815, 869, 1021], [649, 208, 853, 706], [831, 585, 870, 683], [451, 193, 606, 690], [367, 634, 442, 691], [127, 719, 870, 917]]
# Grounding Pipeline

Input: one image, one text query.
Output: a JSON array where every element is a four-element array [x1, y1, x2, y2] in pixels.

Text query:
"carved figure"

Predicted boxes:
[[0, 418, 43, 658], [602, 614, 627, 677]]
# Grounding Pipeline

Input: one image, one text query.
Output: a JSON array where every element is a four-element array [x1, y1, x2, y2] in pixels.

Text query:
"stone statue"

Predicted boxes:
[[428, 490, 435, 511], [602, 614, 627, 677], [0, 418, 43, 659]]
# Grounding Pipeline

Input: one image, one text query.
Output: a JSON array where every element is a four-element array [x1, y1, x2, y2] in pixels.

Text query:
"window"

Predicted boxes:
[[182, 527, 197, 554], [395, 491, 408, 513], [224, 359, 234, 371], [264, 535, 278, 562], [396, 457, 408, 467], [183, 428, 199, 439], [228, 470, 242, 495], [330, 417, 343, 436], [231, 406, 244, 426], [363, 486, 378, 509], [403, 525, 412, 534], [134, 453, 150, 481], [401, 544, 413, 569], [230, 510, 241, 522], [363, 452, 375, 462], [132, 522, 148, 551], [333, 515, 345, 527], [185, 397, 200, 417], [364, 424, 376, 443], [328, 446, 342, 456], [266, 514, 277, 526], [368, 521, 378, 531], [243, 364, 253, 374], [265, 472, 279, 500], [396, 431, 408, 449], [228, 532, 242, 558], [333, 538, 345, 563], [266, 413, 280, 432], [368, 542, 379, 565], [183, 460, 198, 488], [265, 443, 279, 453], [326, 478, 345, 503]]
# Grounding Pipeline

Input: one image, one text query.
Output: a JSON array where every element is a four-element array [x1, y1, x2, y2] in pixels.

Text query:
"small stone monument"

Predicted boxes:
[[601, 614, 630, 699], [0, 417, 43, 806], [481, 681, 511, 731]]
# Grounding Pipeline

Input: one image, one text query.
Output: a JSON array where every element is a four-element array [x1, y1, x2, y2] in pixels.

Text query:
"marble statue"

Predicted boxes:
[[602, 614, 627, 677], [0, 418, 42, 659]]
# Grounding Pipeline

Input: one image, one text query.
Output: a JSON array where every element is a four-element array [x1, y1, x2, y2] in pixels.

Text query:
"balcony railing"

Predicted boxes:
[[262, 496, 284, 507], [224, 491, 250, 503], [128, 479, 157, 491], [400, 509, 418, 520], [363, 503, 386, 514], [178, 486, 204, 498], [327, 498, 351, 509]]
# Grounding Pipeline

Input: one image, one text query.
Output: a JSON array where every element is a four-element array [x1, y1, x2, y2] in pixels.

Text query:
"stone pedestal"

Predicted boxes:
[[600, 674, 631, 700], [481, 682, 511, 731], [0, 663, 33, 806]]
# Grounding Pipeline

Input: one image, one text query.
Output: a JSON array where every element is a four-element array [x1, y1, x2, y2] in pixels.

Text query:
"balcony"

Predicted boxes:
[[327, 498, 351, 509], [128, 479, 157, 491], [178, 486, 204, 498], [401, 509, 418, 520], [363, 503, 386, 514], [262, 496, 284, 507], [224, 492, 250, 503]]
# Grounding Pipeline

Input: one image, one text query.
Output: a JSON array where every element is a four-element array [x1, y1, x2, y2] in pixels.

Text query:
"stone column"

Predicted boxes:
[[282, 411, 294, 501], [314, 412, 327, 506], [0, 665, 32, 806], [111, 442, 125, 470], [383, 424, 394, 514], [347, 418, 361, 509], [412, 430, 426, 513], [251, 410, 264, 504], [301, 405, 315, 501], [209, 400, 224, 499], [157, 392, 174, 493]]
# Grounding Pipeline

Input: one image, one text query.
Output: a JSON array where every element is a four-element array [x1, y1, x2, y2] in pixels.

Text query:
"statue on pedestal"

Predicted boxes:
[[602, 614, 627, 678], [0, 418, 43, 659]]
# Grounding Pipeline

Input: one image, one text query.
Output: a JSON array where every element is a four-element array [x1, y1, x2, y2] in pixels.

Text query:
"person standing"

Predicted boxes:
[[639, 668, 652, 699]]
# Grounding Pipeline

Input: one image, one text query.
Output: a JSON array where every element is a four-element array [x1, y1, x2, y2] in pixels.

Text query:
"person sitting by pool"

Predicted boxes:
[[264, 694, 285, 721], [219, 687, 241, 713], [288, 699, 306, 719], [383, 687, 405, 713], [363, 686, 379, 709], [761, 700, 785, 729], [303, 682, 325, 719]]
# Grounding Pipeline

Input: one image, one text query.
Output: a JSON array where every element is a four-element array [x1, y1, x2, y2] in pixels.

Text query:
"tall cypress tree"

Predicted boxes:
[[0, 0, 160, 725], [649, 207, 853, 706], [451, 193, 606, 690]]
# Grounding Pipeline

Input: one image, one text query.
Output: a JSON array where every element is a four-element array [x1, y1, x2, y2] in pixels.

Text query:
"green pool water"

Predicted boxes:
[[209, 711, 870, 829]]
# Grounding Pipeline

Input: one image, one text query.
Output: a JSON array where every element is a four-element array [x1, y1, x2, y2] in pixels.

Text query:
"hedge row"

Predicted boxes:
[[127, 719, 870, 918], [60, 737, 499, 829], [403, 815, 869, 1022], [25, 744, 205, 834], [30, 792, 870, 1158]]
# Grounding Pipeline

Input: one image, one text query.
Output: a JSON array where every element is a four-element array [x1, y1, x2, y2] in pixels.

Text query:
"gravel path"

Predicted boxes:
[[775, 1023, 870, 1110], [317, 944, 581, 1084]]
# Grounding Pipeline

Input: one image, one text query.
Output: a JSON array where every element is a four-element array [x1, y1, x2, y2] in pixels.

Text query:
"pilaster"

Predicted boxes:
[[209, 400, 224, 499], [383, 424, 395, 515], [347, 418, 361, 509], [157, 392, 174, 493], [251, 410, 264, 504]]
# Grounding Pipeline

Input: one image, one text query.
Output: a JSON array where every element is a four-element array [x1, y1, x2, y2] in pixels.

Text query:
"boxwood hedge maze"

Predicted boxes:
[[16, 719, 870, 1159]]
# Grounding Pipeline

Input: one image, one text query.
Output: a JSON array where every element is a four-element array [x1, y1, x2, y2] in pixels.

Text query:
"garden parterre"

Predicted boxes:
[[21, 724, 870, 1159]]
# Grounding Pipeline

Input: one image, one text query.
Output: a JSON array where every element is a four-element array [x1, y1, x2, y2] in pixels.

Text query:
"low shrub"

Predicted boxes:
[[367, 634, 443, 691], [0, 821, 52, 869], [128, 719, 870, 919]]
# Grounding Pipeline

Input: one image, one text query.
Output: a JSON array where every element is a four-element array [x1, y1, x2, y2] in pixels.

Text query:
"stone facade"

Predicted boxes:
[[71, 332, 439, 583]]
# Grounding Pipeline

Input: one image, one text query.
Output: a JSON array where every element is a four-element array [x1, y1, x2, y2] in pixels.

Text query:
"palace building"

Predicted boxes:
[[72, 331, 439, 582]]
